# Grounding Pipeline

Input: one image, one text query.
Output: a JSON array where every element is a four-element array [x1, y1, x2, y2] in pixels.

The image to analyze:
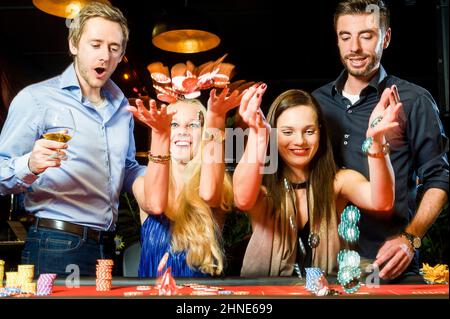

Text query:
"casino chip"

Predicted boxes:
[[305, 267, 330, 296], [337, 266, 361, 294], [0, 260, 4, 288], [124, 291, 144, 297], [36, 273, 57, 296], [341, 205, 360, 224], [96, 259, 114, 292]]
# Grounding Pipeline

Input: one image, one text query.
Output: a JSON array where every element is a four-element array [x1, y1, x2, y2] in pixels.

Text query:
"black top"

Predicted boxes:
[[313, 66, 449, 270], [298, 220, 312, 270]]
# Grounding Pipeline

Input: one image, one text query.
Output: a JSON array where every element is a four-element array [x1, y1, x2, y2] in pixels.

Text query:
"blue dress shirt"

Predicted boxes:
[[0, 64, 145, 230]]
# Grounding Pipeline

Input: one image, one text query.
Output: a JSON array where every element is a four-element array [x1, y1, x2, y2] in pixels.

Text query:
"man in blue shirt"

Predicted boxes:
[[313, 0, 448, 280], [0, 2, 145, 276]]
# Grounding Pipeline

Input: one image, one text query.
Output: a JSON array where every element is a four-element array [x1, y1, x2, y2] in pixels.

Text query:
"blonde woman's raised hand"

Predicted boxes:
[[127, 99, 176, 134], [207, 87, 245, 118]]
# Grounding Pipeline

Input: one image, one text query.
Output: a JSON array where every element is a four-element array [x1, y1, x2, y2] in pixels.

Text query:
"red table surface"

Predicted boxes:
[[44, 284, 448, 298]]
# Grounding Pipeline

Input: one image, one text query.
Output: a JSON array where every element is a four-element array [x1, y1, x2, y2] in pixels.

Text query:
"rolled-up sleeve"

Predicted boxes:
[[408, 92, 449, 194]]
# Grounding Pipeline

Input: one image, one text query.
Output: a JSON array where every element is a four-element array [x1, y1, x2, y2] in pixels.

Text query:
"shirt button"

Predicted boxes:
[[344, 141, 348, 145], [346, 104, 351, 109], [344, 134, 349, 138], [347, 109, 353, 114]]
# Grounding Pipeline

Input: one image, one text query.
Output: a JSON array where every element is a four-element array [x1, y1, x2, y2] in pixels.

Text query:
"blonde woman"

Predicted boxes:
[[128, 89, 241, 277]]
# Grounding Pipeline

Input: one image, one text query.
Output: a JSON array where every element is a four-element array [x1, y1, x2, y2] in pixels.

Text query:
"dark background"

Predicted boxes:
[[1, 0, 448, 117], [0, 0, 448, 270]]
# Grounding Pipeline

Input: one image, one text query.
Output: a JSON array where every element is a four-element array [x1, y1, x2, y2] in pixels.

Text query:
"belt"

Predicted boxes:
[[35, 218, 114, 243]]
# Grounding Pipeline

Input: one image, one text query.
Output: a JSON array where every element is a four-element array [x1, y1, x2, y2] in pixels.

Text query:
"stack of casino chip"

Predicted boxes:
[[0, 287, 22, 297], [338, 205, 360, 243], [337, 265, 361, 294], [21, 282, 37, 295], [337, 249, 360, 268], [18, 264, 34, 288], [0, 260, 4, 288], [36, 273, 57, 296], [96, 259, 114, 291], [337, 205, 362, 294], [5, 272, 19, 288], [305, 267, 329, 296]]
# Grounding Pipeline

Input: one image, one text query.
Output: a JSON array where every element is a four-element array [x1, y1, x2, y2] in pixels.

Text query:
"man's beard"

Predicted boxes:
[[341, 54, 381, 78]]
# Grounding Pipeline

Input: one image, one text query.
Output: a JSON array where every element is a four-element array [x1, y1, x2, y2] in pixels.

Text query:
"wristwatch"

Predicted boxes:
[[401, 231, 421, 250], [361, 137, 390, 158], [367, 142, 390, 158]]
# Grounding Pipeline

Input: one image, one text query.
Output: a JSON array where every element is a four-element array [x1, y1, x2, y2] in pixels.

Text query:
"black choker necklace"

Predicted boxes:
[[291, 181, 308, 189]]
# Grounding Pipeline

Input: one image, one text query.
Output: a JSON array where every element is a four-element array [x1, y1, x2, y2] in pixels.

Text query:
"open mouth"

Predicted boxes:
[[94, 67, 106, 77], [348, 57, 367, 67]]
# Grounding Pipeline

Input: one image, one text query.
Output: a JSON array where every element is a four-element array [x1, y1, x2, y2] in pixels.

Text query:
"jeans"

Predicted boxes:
[[21, 224, 115, 277]]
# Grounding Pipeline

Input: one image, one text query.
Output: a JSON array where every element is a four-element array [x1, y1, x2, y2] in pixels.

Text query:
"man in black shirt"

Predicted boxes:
[[313, 0, 449, 280]]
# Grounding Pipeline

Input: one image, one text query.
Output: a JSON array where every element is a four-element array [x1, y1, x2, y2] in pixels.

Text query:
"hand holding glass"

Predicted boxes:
[[42, 107, 75, 160]]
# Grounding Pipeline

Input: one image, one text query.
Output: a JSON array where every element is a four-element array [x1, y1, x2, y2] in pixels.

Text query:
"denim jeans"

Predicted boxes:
[[21, 224, 115, 277]]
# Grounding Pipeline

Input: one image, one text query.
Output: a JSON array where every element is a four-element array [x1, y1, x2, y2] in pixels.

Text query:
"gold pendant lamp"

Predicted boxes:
[[152, 6, 221, 54], [32, 0, 111, 18]]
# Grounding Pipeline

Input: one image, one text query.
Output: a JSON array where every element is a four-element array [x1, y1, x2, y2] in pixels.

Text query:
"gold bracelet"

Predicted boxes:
[[148, 151, 171, 164]]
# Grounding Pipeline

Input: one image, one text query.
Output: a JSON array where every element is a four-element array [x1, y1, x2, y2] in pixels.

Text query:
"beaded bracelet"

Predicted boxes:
[[148, 151, 171, 164]]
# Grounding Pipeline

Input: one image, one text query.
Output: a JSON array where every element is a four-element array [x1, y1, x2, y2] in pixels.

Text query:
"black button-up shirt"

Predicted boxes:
[[313, 66, 449, 263]]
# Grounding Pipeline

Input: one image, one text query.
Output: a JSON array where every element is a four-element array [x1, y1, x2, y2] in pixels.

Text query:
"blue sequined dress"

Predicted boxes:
[[138, 214, 209, 278]]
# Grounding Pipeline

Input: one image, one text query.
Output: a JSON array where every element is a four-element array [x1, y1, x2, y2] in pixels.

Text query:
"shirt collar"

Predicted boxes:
[[331, 65, 388, 96], [59, 63, 125, 108], [60, 63, 78, 89]]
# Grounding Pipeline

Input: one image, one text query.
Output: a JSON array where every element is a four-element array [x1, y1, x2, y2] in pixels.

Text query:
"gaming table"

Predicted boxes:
[[37, 276, 449, 299]]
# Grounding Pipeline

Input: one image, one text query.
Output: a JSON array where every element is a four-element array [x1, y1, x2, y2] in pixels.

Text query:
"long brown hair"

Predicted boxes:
[[264, 89, 336, 232]]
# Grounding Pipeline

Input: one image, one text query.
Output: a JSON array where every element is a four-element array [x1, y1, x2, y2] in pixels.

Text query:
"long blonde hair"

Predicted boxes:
[[166, 99, 234, 276]]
